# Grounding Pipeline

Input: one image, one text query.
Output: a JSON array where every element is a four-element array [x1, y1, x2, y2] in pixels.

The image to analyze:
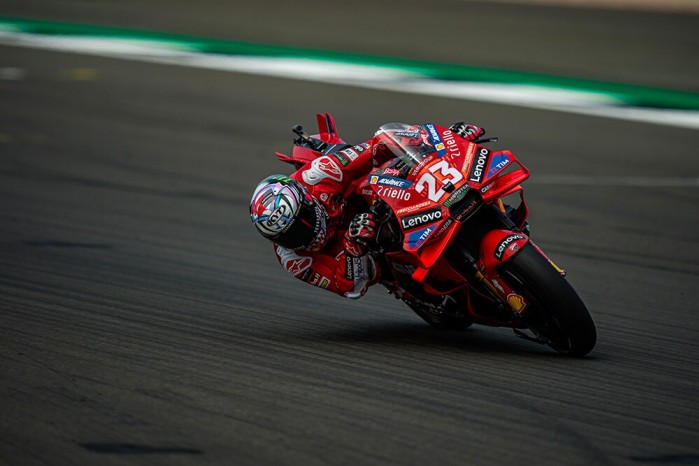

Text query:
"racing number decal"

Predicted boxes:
[[415, 160, 464, 202]]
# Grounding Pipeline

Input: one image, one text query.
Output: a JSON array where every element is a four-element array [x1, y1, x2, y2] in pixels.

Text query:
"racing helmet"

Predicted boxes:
[[250, 175, 327, 250]]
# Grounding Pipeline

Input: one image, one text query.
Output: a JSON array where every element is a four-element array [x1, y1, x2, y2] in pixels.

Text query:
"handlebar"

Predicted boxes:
[[292, 125, 326, 151]]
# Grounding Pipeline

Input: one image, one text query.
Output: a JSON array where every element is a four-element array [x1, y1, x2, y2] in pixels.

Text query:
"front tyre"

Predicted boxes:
[[500, 245, 596, 356]]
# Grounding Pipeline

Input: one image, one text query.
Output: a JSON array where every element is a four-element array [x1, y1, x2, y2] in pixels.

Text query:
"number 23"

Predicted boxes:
[[415, 160, 463, 202]]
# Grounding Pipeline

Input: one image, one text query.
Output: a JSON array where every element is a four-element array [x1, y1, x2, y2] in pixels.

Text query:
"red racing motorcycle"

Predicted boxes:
[[277, 113, 596, 356]]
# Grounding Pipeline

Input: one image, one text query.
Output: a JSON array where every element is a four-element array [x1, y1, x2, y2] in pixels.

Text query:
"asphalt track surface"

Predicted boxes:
[[1, 2, 699, 466]]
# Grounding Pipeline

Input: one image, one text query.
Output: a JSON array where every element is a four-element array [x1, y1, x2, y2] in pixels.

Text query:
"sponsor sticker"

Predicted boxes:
[[507, 293, 527, 313], [434, 218, 454, 239], [491, 279, 505, 294], [373, 175, 413, 189], [409, 154, 435, 177], [277, 247, 313, 278], [468, 147, 490, 183], [463, 143, 477, 172], [309, 272, 321, 285], [299, 268, 312, 281], [352, 257, 365, 278], [284, 257, 313, 277], [352, 143, 369, 154], [333, 151, 351, 166], [302, 156, 343, 185], [453, 199, 479, 221], [343, 241, 364, 258], [376, 185, 411, 201], [309, 272, 331, 289], [395, 130, 420, 138], [480, 181, 495, 194], [442, 184, 469, 208], [408, 226, 433, 248], [341, 148, 359, 161], [487, 153, 510, 177], [424, 123, 446, 157], [442, 130, 461, 158], [396, 200, 432, 215], [382, 167, 401, 177], [345, 256, 354, 280], [400, 208, 443, 230], [494, 234, 525, 260]]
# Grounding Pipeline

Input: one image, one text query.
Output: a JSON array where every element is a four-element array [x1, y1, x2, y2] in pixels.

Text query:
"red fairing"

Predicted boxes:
[[479, 229, 530, 269]]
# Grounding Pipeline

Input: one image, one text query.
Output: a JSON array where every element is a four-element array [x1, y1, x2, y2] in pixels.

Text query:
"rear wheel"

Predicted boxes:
[[500, 245, 596, 356]]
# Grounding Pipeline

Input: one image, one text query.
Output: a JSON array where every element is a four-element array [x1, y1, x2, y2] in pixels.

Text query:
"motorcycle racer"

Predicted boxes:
[[249, 121, 485, 299]]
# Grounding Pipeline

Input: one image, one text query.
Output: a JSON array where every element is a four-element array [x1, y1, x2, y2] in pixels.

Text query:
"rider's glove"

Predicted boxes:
[[449, 122, 485, 142], [343, 213, 376, 257]]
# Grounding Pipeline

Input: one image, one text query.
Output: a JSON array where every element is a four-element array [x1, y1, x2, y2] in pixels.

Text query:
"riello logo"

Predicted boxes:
[[401, 208, 442, 230]]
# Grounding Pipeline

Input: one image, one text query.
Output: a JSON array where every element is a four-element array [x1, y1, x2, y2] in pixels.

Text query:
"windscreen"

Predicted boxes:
[[373, 123, 437, 168]]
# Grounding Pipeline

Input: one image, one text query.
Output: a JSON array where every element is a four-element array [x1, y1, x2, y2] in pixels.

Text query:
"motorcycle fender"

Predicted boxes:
[[479, 229, 529, 269]]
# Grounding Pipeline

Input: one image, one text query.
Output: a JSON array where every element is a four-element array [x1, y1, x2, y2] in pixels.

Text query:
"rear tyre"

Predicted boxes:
[[500, 245, 596, 356]]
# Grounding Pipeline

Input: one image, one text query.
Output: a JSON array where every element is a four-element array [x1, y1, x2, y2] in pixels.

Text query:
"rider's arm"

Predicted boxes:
[[274, 244, 377, 299]]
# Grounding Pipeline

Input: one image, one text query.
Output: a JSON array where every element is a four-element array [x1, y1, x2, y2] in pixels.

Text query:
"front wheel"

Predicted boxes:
[[500, 245, 596, 356]]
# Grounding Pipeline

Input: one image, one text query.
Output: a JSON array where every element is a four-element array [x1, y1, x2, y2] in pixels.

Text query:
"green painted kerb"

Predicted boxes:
[[2, 16, 699, 111]]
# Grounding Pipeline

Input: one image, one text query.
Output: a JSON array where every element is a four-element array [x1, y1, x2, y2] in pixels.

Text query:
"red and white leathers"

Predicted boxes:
[[273, 141, 379, 299]]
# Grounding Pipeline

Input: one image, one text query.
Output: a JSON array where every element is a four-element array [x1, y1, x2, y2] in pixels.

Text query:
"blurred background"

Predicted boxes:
[[1, 1, 698, 465]]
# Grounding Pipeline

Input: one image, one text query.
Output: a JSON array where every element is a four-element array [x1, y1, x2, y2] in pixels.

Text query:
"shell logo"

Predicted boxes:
[[507, 293, 527, 313]]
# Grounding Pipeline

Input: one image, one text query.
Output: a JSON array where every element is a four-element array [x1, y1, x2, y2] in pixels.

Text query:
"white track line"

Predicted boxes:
[[1, 31, 699, 130]]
